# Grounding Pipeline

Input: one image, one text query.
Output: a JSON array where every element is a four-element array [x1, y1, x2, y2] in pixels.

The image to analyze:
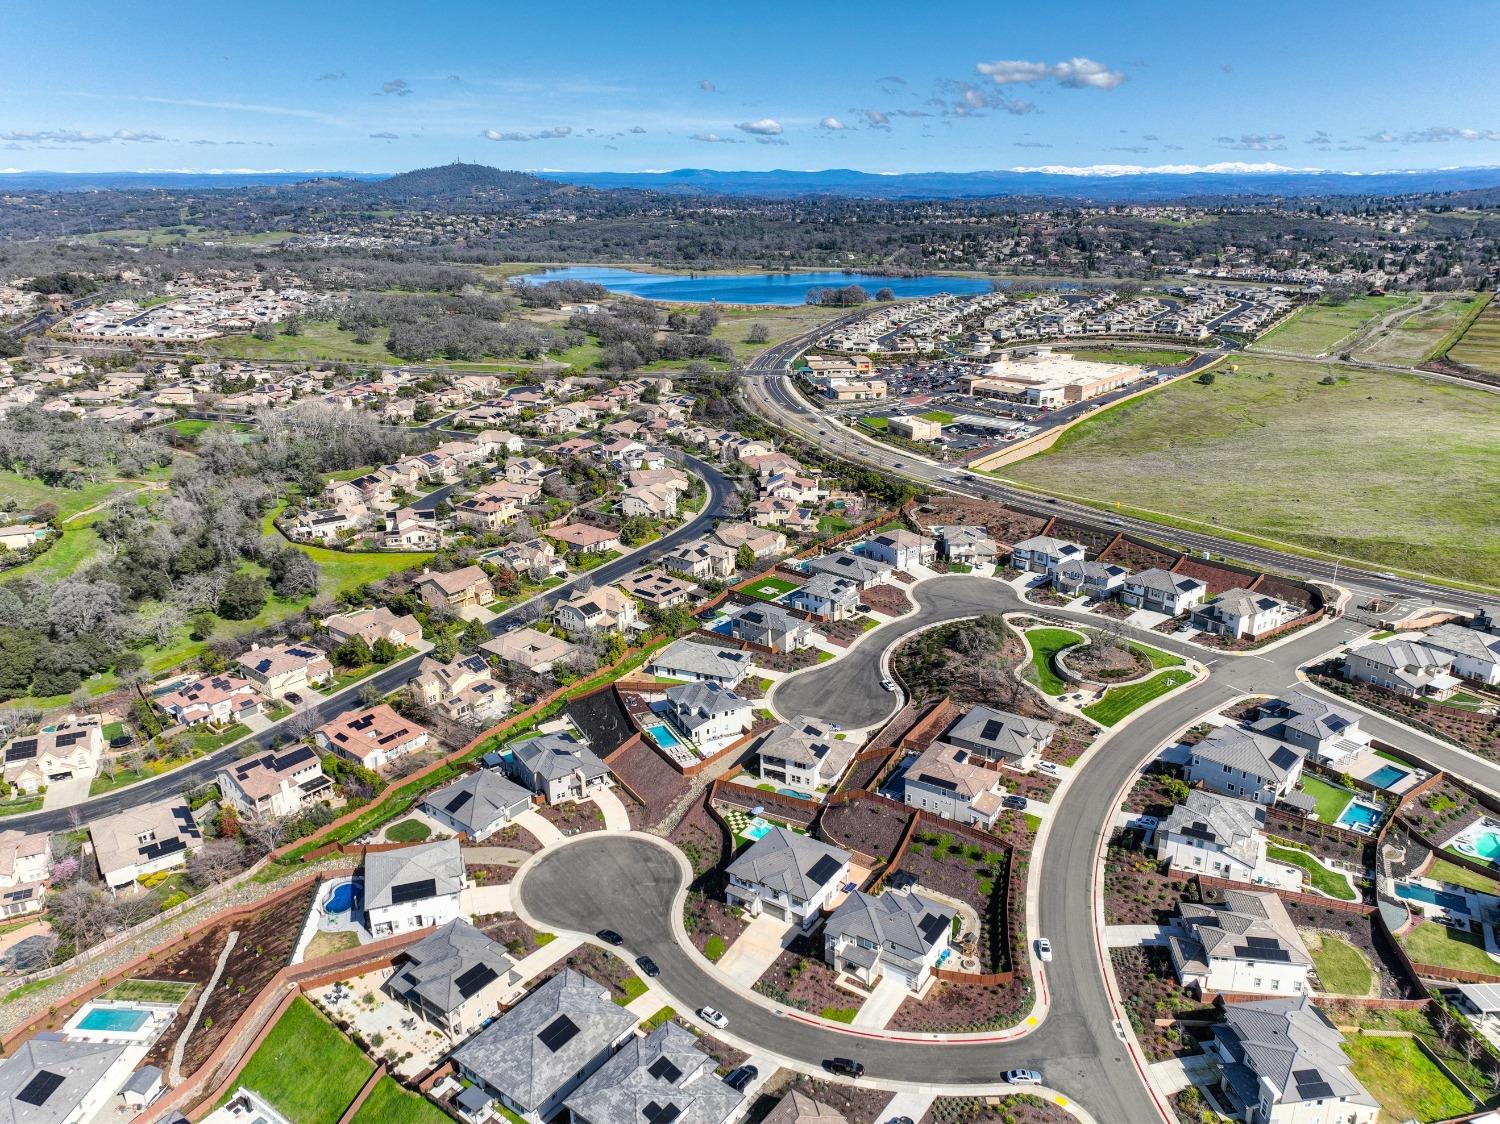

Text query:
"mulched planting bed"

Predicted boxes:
[[476, 913, 551, 958], [1026, 587, 1072, 607], [682, 1026, 749, 1075], [861, 585, 912, 616], [1103, 833, 1198, 926], [821, 619, 868, 646], [754, 648, 822, 673], [1263, 809, 1369, 867], [682, 891, 748, 961], [891, 615, 1031, 709], [1122, 768, 1188, 817], [608, 739, 691, 830], [467, 861, 521, 886], [1399, 778, 1484, 843], [894, 834, 1011, 972], [753, 1071, 895, 1124], [668, 793, 733, 884], [1089, 597, 1135, 619], [1281, 900, 1419, 999], [538, 799, 606, 833], [751, 931, 867, 1020], [818, 799, 911, 865], [532, 943, 640, 1000], [1067, 642, 1149, 682], [887, 975, 1032, 1033], [1002, 765, 1059, 804], [842, 744, 902, 794], [481, 822, 543, 853], [925, 1094, 1075, 1124], [1110, 945, 1213, 1061], [179, 883, 316, 1076]]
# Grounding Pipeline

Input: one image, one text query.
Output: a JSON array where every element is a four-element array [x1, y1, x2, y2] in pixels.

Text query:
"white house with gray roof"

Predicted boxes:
[[1211, 996, 1378, 1124], [664, 682, 754, 750], [646, 639, 753, 688], [786, 573, 860, 621], [1119, 568, 1207, 616], [756, 717, 856, 793], [1052, 558, 1130, 599], [0, 1037, 131, 1124], [823, 887, 954, 991], [725, 603, 819, 653], [1186, 725, 1305, 805], [383, 917, 517, 1036], [803, 550, 890, 590], [421, 769, 534, 842], [1189, 587, 1299, 640], [1170, 890, 1313, 997], [1420, 622, 1500, 686], [363, 837, 464, 938], [1250, 693, 1371, 767], [452, 969, 639, 1124], [509, 733, 613, 805], [724, 826, 850, 928], [1343, 639, 1460, 700], [564, 1022, 745, 1124], [858, 530, 935, 571], [1157, 790, 1275, 886], [938, 705, 1056, 771], [1010, 535, 1084, 575], [930, 525, 998, 567]]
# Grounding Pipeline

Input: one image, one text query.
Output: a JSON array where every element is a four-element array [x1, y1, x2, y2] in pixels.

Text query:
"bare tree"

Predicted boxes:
[[49, 883, 121, 951], [240, 810, 287, 858], [187, 839, 245, 888]]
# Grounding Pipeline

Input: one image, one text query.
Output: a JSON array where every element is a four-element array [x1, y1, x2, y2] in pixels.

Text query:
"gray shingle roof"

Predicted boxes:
[[386, 918, 513, 1017], [1174, 890, 1312, 973], [665, 682, 754, 732], [421, 770, 532, 837], [757, 717, 855, 777], [1162, 789, 1265, 852], [825, 887, 954, 959], [1253, 692, 1361, 743], [0, 1038, 127, 1124], [363, 838, 463, 912], [1127, 567, 1204, 596], [725, 826, 849, 901], [564, 1022, 744, 1124], [511, 734, 610, 785], [1422, 623, 1500, 664], [942, 705, 1056, 763], [1214, 995, 1375, 1108], [1193, 725, 1304, 784], [648, 639, 751, 681]]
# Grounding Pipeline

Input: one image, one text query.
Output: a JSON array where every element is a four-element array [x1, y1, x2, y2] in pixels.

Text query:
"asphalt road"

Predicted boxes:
[[6, 453, 733, 834]]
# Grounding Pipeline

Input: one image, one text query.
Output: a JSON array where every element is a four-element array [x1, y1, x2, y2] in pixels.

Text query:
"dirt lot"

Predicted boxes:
[[892, 615, 1030, 709], [862, 584, 913, 616], [819, 799, 911, 864], [609, 739, 691, 830], [750, 1070, 894, 1124]]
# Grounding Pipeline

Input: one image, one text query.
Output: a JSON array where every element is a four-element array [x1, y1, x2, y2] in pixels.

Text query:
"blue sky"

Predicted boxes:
[[5, 0, 1500, 176]]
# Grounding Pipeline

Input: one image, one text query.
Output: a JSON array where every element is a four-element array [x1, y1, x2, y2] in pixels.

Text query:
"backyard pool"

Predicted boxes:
[[1450, 819, 1500, 863], [76, 1006, 152, 1033], [326, 880, 357, 914], [1366, 764, 1410, 789], [1396, 882, 1470, 913], [743, 817, 774, 842], [646, 723, 682, 749], [1337, 802, 1383, 831]]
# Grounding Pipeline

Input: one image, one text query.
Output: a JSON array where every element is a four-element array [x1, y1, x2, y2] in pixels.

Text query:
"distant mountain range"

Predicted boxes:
[[0, 171, 385, 191]]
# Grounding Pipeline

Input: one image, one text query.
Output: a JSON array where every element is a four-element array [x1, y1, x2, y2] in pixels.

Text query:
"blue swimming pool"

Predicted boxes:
[[1397, 883, 1470, 913], [1366, 764, 1410, 789], [743, 818, 774, 842], [77, 1006, 151, 1033], [326, 881, 356, 914], [1337, 802, 1383, 830], [646, 723, 682, 749]]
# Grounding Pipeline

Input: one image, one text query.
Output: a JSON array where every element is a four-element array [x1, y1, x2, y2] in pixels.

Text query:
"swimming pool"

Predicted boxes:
[[1474, 830, 1500, 862], [76, 1006, 151, 1033], [326, 880, 357, 914], [1337, 802, 1383, 831], [646, 723, 682, 749], [743, 817, 774, 842], [1397, 883, 1470, 913], [1366, 764, 1410, 789]]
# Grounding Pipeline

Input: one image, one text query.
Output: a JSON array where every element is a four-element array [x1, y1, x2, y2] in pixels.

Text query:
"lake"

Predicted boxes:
[[525, 265, 994, 305]]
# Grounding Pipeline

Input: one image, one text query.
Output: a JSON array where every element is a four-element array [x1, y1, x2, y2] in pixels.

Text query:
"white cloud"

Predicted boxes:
[[819, 116, 848, 130], [735, 118, 782, 136], [1010, 161, 1318, 176], [1405, 125, 1500, 143], [864, 109, 891, 130], [481, 126, 572, 142], [1216, 133, 1287, 151], [698, 79, 717, 93], [689, 132, 740, 143], [977, 56, 1125, 90], [0, 128, 172, 146], [379, 79, 412, 97], [369, 131, 400, 140]]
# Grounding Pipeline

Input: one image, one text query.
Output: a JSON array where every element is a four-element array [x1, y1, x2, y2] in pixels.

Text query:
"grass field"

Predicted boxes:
[[745, 576, 798, 601], [1003, 356, 1500, 588], [1424, 856, 1500, 896], [348, 1076, 451, 1124], [1267, 842, 1355, 900], [1354, 293, 1485, 366], [1250, 293, 1416, 356], [1399, 919, 1500, 976], [1448, 294, 1500, 376], [919, 409, 957, 423], [229, 996, 373, 1124], [103, 979, 195, 1004], [1344, 1034, 1475, 1122], [1024, 627, 1086, 696], [1297, 776, 1354, 824], [0, 469, 147, 521], [709, 304, 862, 361], [1306, 932, 1372, 994], [1061, 347, 1194, 366], [1081, 668, 1190, 726]]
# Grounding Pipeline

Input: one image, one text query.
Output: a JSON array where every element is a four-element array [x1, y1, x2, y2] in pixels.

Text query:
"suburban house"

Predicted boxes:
[[749, 496, 817, 531], [384, 918, 517, 1038], [547, 523, 623, 556], [726, 602, 820, 653], [498, 538, 565, 581], [662, 539, 738, 581], [315, 704, 431, 772], [761, 1092, 850, 1124], [803, 550, 891, 590], [1210, 997, 1379, 1124], [411, 653, 511, 725], [937, 705, 1057, 771], [1053, 559, 1130, 599], [323, 606, 422, 650], [0, 830, 50, 917], [0, 523, 49, 552], [1170, 890, 1313, 997], [215, 745, 330, 820], [452, 489, 523, 532], [155, 673, 262, 728], [417, 566, 497, 616], [90, 799, 203, 890], [553, 585, 639, 635], [363, 838, 464, 938], [1418, 622, 1500, 686], [899, 741, 1008, 828], [233, 641, 333, 699], [1187, 725, 1306, 805], [756, 716, 857, 792], [623, 568, 697, 610], [481, 628, 582, 675], [1189, 587, 1299, 640], [724, 827, 851, 928], [1119, 568, 1209, 616], [1010, 535, 1085, 575], [0, 1039, 136, 1124], [646, 639, 753, 688], [1156, 790, 1275, 886], [824, 886, 955, 991], [452, 969, 638, 1124], [564, 1022, 746, 1124], [1250, 693, 1371, 767], [712, 521, 786, 560], [787, 573, 861, 621], [1343, 640, 1460, 700], [859, 530, 936, 571], [1, 716, 105, 794], [508, 733, 614, 805], [421, 769, 535, 842], [930, 524, 999, 567], [664, 681, 755, 749], [621, 482, 678, 519]]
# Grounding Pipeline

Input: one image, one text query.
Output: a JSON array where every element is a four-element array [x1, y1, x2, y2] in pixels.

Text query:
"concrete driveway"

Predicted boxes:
[[593, 788, 632, 832], [714, 913, 796, 986]]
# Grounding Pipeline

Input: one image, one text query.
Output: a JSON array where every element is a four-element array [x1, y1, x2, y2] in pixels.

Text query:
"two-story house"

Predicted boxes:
[[1189, 588, 1299, 640], [0, 830, 50, 917], [315, 704, 431, 772], [384, 918, 517, 1038], [824, 887, 954, 991], [664, 681, 755, 750], [1119, 568, 1208, 616], [858, 530, 936, 571], [1170, 890, 1314, 997], [786, 573, 861, 621], [726, 603, 820, 653], [724, 827, 850, 928], [564, 1022, 745, 1124], [417, 566, 497, 617], [155, 673, 262, 729], [900, 741, 1008, 828], [90, 799, 203, 891], [323, 606, 422, 650], [646, 639, 753, 688], [1156, 790, 1275, 886], [756, 717, 856, 793], [803, 551, 891, 591], [936, 705, 1057, 772], [1010, 535, 1085, 576], [930, 525, 999, 568], [662, 539, 738, 582], [1420, 623, 1500, 686], [216, 745, 330, 819], [2, 716, 105, 794], [552, 585, 638, 636], [410, 653, 511, 725], [1186, 725, 1305, 805], [1342, 640, 1460, 699], [233, 641, 333, 700], [421, 769, 534, 842], [363, 838, 464, 938], [1250, 692, 1371, 767], [508, 733, 614, 805], [1052, 559, 1130, 600]]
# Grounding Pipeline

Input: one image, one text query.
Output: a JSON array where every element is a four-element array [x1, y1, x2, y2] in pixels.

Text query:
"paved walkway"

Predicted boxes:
[[850, 976, 909, 1029], [1149, 1053, 1219, 1096], [882, 1089, 937, 1122], [1105, 924, 1173, 948], [714, 914, 794, 987], [593, 789, 632, 832], [516, 808, 564, 846]]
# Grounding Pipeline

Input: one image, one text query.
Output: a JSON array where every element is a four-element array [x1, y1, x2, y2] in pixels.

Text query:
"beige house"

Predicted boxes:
[[323, 606, 423, 650], [546, 523, 623, 556], [216, 745, 330, 819], [316, 704, 431, 772], [0, 830, 50, 916], [417, 566, 497, 615], [155, 674, 262, 728], [481, 627, 583, 674], [410, 654, 512, 724], [90, 799, 203, 890], [712, 521, 786, 560], [553, 585, 639, 635], [233, 641, 333, 700], [1, 716, 104, 794]]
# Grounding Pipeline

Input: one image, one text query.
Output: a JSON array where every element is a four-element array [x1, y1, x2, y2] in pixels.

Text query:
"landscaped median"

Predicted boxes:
[[1081, 667, 1194, 727]]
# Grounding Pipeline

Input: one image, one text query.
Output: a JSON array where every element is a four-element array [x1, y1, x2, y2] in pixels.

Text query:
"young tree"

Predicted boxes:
[[746, 323, 771, 344], [735, 544, 757, 571], [371, 637, 400, 664]]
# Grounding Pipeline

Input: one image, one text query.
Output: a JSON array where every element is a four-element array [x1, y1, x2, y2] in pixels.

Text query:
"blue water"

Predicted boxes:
[[778, 787, 811, 799], [743, 818, 774, 842], [326, 881, 356, 913], [1397, 883, 1470, 912], [1366, 765, 1409, 789], [527, 266, 994, 306], [77, 1007, 150, 1033], [1337, 803, 1383, 830], [646, 723, 682, 749], [1475, 831, 1500, 862]]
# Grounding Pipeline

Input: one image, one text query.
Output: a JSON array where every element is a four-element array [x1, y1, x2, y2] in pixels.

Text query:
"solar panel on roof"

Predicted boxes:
[[918, 913, 948, 946], [807, 854, 843, 887], [644, 1102, 682, 1124], [538, 1014, 579, 1052], [6, 739, 37, 761], [979, 719, 1005, 742], [390, 878, 437, 904], [17, 1070, 64, 1106], [444, 790, 474, 814], [647, 1056, 683, 1083], [1269, 746, 1299, 770], [454, 963, 499, 999], [1292, 1069, 1335, 1100]]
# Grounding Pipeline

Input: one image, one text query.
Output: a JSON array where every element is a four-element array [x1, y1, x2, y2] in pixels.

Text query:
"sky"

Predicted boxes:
[[5, 0, 1500, 177]]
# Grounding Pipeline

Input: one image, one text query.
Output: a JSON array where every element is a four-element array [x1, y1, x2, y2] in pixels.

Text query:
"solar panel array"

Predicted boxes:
[[1292, 1068, 1334, 1101], [454, 963, 499, 999], [17, 1070, 64, 1106], [807, 854, 843, 887], [647, 1055, 682, 1083], [918, 912, 949, 947], [538, 1014, 580, 1052], [445, 790, 474, 814], [390, 878, 437, 904], [644, 1102, 682, 1124]]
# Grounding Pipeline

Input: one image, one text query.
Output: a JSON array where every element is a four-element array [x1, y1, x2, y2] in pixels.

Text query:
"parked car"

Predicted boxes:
[[824, 1058, 865, 1078], [1003, 794, 1027, 810], [698, 1006, 728, 1029], [724, 1065, 758, 1092], [1004, 1069, 1043, 1086], [284, 692, 303, 705], [881, 678, 897, 692], [597, 929, 624, 946], [1037, 760, 1059, 775], [636, 955, 660, 977], [1035, 938, 1053, 962]]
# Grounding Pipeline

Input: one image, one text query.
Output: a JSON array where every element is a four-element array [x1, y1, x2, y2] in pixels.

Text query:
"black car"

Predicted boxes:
[[636, 955, 660, 977], [597, 929, 624, 946], [284, 692, 303, 705], [723, 1065, 758, 1092], [824, 1058, 864, 1078]]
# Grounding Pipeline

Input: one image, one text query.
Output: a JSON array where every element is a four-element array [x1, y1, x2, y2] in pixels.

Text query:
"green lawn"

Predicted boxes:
[[1082, 668, 1191, 726], [1344, 1034, 1475, 1122], [745, 577, 798, 601], [1399, 919, 1500, 976], [1446, 294, 1500, 375], [263, 504, 432, 596], [348, 1076, 451, 1124], [704, 936, 727, 962], [861, 416, 889, 430], [1024, 628, 1086, 696], [1355, 293, 1485, 366], [0, 469, 147, 521], [1062, 347, 1194, 366], [616, 977, 649, 1005], [1267, 842, 1355, 900], [228, 996, 372, 1124], [1250, 293, 1417, 356], [817, 514, 854, 535], [1003, 355, 1500, 589], [104, 979, 195, 1004], [919, 409, 957, 423], [1127, 640, 1185, 670], [711, 304, 862, 361], [385, 819, 431, 843], [1307, 932, 1372, 995], [1424, 857, 1500, 897], [1297, 775, 1354, 824]]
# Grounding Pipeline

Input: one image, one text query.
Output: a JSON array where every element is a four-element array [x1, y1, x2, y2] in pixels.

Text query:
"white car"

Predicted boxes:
[[1035, 937, 1053, 963], [698, 1006, 728, 1029], [1037, 761, 1060, 775], [881, 678, 897, 692]]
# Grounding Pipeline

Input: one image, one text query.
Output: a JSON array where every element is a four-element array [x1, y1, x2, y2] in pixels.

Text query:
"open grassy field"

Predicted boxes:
[[228, 996, 373, 1124], [1448, 294, 1500, 376], [348, 1076, 451, 1124], [1354, 293, 1485, 366], [1343, 1034, 1475, 1122], [0, 469, 146, 520], [1081, 668, 1191, 726], [1004, 356, 1500, 588], [1250, 293, 1417, 356], [709, 304, 862, 360]]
